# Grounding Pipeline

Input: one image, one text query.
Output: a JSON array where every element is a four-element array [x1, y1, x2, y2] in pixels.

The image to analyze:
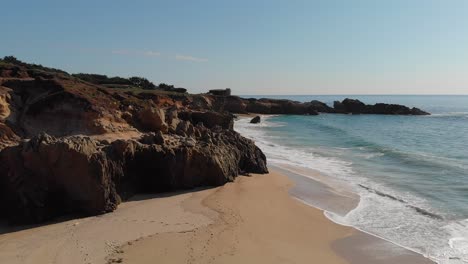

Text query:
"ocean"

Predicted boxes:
[[234, 95, 468, 264]]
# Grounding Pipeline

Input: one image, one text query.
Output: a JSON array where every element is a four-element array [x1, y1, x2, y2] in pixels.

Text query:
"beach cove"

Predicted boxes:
[[0, 169, 432, 264]]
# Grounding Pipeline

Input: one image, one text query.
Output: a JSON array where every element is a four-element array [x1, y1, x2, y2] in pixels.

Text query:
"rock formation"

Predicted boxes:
[[207, 96, 429, 116], [0, 128, 267, 223], [333, 98, 430, 115], [0, 62, 268, 224], [0, 58, 429, 224], [250, 116, 261, 124]]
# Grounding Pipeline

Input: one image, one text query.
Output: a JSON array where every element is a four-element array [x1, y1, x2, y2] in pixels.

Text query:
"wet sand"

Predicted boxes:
[[273, 165, 434, 264], [0, 170, 434, 264], [115, 171, 352, 264]]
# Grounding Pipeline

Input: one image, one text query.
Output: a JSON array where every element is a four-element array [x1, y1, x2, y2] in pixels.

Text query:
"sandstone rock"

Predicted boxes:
[[0, 123, 19, 150], [0, 87, 11, 121], [1, 78, 117, 137], [0, 130, 268, 224], [215, 96, 248, 113], [178, 110, 234, 130], [166, 107, 180, 132], [0, 134, 120, 223], [138, 107, 168, 132]]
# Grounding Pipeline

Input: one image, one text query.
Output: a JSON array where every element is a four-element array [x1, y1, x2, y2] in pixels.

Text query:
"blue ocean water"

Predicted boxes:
[[235, 95, 468, 264]]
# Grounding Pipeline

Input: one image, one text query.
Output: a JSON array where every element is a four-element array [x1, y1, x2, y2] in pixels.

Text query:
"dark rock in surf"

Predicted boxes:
[[309, 100, 335, 113], [334, 98, 430, 115], [250, 116, 261, 124]]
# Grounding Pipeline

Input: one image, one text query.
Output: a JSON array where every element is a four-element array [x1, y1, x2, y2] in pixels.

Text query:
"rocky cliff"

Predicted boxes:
[[0, 62, 267, 224], [0, 58, 429, 223]]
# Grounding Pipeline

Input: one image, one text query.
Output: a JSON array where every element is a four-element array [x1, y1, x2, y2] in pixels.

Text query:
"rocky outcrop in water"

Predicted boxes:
[[250, 116, 261, 124], [333, 98, 430, 115], [210, 97, 320, 115], [208, 96, 429, 116]]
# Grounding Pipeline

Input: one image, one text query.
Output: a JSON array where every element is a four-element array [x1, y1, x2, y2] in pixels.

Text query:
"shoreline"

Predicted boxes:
[[235, 114, 440, 263], [272, 165, 435, 264], [0, 169, 435, 263], [114, 169, 434, 264], [113, 168, 434, 264], [111, 170, 353, 264]]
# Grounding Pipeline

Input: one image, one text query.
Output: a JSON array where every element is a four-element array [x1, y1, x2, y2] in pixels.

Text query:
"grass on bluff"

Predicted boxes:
[[1, 55, 193, 96], [108, 85, 192, 96]]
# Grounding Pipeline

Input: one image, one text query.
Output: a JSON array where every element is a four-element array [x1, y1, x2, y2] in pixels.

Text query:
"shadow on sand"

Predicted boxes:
[[0, 186, 215, 236]]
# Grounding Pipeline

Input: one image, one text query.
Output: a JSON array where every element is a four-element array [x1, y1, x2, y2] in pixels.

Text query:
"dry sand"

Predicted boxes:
[[0, 170, 433, 264], [116, 171, 352, 264], [0, 189, 216, 264]]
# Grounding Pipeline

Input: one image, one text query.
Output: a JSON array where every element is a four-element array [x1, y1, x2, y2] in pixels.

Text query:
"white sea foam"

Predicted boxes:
[[235, 116, 354, 179], [234, 115, 468, 264], [429, 112, 468, 118]]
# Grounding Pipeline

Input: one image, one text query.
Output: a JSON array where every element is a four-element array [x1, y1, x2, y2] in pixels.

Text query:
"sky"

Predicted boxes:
[[2, 0, 468, 95]]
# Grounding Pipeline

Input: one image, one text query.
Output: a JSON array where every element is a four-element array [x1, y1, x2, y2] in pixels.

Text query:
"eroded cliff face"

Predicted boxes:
[[0, 129, 267, 223], [0, 72, 268, 224], [0, 86, 20, 149]]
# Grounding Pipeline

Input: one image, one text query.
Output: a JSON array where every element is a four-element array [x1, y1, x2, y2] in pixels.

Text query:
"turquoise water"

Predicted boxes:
[[235, 95, 468, 264]]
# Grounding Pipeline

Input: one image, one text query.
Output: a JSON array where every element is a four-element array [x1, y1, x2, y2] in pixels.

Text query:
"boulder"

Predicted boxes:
[[308, 100, 335, 113], [0, 123, 19, 150], [178, 110, 234, 130], [341, 98, 368, 114], [0, 87, 11, 121], [0, 134, 120, 223], [166, 107, 180, 132], [250, 116, 261, 124], [138, 107, 169, 132]]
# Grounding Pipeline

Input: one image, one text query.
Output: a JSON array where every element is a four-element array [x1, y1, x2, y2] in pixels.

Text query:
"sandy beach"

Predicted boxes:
[[0, 169, 433, 264], [116, 171, 353, 264]]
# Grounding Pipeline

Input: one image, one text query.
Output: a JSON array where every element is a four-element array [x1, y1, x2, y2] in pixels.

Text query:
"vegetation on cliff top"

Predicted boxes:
[[0, 56, 186, 93], [0, 56, 69, 77]]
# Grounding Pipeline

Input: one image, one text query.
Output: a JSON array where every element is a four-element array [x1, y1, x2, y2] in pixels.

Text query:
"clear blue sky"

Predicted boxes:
[[2, 0, 468, 94]]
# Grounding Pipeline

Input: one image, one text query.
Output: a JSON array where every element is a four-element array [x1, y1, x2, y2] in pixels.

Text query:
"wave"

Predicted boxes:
[[234, 116, 354, 179], [299, 119, 468, 173], [358, 184, 443, 220], [428, 112, 468, 118], [445, 219, 468, 263], [234, 115, 468, 264]]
